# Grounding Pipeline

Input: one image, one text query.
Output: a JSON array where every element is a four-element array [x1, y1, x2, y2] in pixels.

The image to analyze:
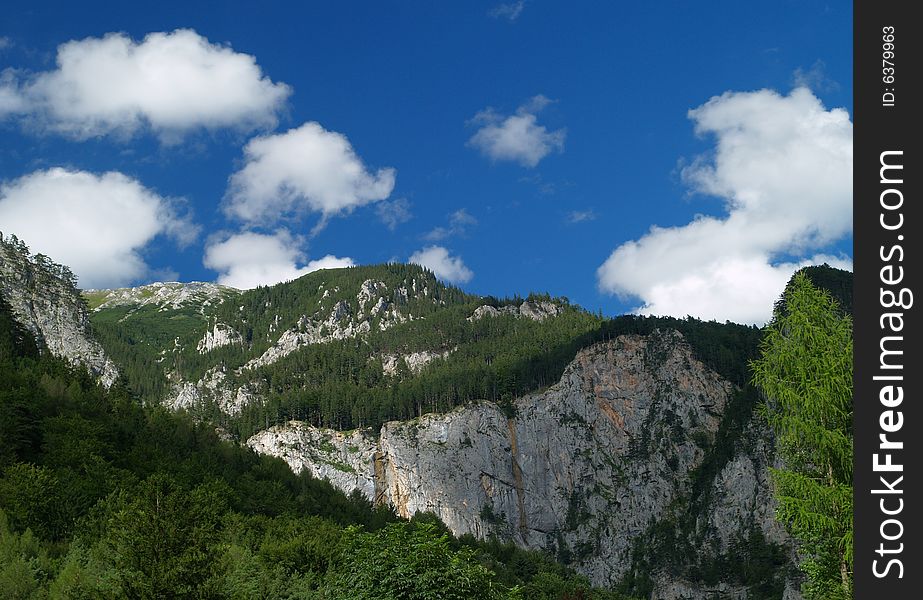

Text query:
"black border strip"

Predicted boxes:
[[854, 2, 920, 596]]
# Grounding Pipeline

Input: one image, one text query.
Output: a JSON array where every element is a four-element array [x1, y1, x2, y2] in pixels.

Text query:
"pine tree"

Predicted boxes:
[[751, 272, 853, 598]]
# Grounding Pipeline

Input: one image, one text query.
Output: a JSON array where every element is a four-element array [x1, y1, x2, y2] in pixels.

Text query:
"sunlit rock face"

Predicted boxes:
[[0, 237, 119, 386], [248, 331, 800, 596]]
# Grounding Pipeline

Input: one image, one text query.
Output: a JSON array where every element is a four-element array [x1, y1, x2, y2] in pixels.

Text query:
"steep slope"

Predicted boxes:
[[1, 236, 626, 599], [0, 233, 118, 386], [85, 281, 241, 402], [80, 255, 848, 598], [248, 330, 801, 597], [88, 264, 598, 429]]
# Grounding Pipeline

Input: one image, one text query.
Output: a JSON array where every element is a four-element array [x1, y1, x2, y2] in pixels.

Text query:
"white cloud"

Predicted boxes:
[[304, 254, 357, 272], [204, 229, 354, 289], [424, 208, 477, 241], [224, 122, 396, 227], [0, 168, 197, 288], [631, 254, 852, 324], [489, 1, 526, 21], [567, 209, 596, 224], [467, 95, 565, 167], [792, 60, 839, 93], [597, 87, 853, 325], [0, 70, 26, 115], [376, 198, 412, 231], [409, 246, 473, 284], [0, 29, 289, 140]]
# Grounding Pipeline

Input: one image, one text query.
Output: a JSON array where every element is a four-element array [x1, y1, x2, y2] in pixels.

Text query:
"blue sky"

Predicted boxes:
[[0, 1, 853, 324]]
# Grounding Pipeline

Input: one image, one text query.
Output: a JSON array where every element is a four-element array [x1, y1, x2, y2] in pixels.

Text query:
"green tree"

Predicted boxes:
[[106, 474, 228, 599], [325, 522, 516, 600], [751, 273, 852, 599]]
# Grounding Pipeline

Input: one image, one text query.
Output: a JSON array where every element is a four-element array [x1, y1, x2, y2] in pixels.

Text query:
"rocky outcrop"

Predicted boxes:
[[196, 322, 244, 353], [0, 234, 119, 386], [242, 303, 373, 370], [380, 349, 453, 376], [248, 331, 798, 594], [468, 300, 562, 322], [242, 280, 417, 371], [164, 366, 257, 415], [248, 423, 379, 499]]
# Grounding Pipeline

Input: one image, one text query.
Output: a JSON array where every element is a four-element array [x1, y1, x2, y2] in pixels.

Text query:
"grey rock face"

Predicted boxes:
[[0, 236, 119, 387], [380, 349, 453, 376], [248, 331, 799, 595], [197, 322, 245, 353], [248, 423, 379, 500], [468, 300, 562, 322], [163, 366, 257, 415]]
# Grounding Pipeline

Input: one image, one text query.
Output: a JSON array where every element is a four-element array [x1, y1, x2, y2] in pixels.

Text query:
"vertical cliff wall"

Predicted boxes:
[[248, 330, 801, 597], [0, 235, 118, 386]]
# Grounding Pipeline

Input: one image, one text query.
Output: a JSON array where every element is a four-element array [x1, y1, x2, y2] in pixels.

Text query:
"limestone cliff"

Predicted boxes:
[[247, 330, 800, 597], [0, 234, 119, 386]]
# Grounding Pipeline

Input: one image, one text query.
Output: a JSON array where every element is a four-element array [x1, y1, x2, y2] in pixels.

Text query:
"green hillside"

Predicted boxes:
[[1, 287, 634, 599], [87, 264, 608, 436]]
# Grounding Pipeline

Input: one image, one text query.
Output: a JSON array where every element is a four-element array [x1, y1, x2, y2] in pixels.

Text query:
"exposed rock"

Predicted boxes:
[[0, 234, 119, 386], [650, 579, 748, 600], [164, 367, 257, 415], [241, 289, 413, 371], [248, 331, 799, 595], [357, 279, 388, 314], [518, 300, 562, 321], [380, 349, 453, 376], [214, 426, 237, 443], [468, 300, 562, 322], [196, 322, 244, 353], [242, 306, 372, 371], [248, 423, 379, 500], [468, 305, 516, 321], [85, 281, 238, 312]]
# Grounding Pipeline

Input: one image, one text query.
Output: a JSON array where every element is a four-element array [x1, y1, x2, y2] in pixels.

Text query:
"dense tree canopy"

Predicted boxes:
[[752, 272, 853, 599]]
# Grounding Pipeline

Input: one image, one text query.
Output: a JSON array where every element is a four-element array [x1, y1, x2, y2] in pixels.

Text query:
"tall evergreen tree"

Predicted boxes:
[[751, 272, 853, 598]]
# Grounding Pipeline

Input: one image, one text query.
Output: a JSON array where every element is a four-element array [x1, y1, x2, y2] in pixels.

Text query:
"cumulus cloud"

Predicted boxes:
[[0, 29, 289, 140], [489, 1, 526, 21], [424, 208, 477, 241], [409, 246, 473, 284], [204, 229, 354, 289], [0, 168, 197, 288], [224, 122, 396, 227], [467, 95, 565, 167], [597, 87, 852, 324]]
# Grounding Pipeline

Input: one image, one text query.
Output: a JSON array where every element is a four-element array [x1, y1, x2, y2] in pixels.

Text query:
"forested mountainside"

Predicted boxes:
[[87, 261, 603, 438], [0, 233, 853, 598], [0, 235, 630, 598]]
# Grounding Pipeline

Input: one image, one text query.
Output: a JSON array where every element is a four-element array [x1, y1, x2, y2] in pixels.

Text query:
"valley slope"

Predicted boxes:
[[1, 231, 833, 599], [82, 258, 819, 598]]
